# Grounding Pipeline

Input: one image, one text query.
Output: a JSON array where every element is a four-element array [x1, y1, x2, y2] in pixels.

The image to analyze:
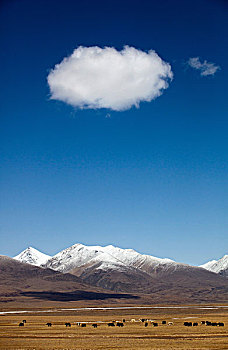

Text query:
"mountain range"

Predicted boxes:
[[6, 243, 228, 305], [14, 244, 228, 277]]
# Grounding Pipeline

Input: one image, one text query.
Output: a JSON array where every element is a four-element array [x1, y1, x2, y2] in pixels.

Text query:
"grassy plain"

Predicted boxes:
[[0, 305, 228, 350]]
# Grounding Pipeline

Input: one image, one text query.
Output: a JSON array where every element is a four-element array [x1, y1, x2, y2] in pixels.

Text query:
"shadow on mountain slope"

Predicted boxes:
[[20, 290, 139, 302]]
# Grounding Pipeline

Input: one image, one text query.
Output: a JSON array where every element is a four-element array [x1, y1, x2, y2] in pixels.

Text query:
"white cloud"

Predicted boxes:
[[188, 57, 220, 76], [47, 46, 173, 111]]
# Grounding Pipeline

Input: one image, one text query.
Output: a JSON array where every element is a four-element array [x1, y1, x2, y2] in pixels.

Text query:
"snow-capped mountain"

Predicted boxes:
[[14, 247, 51, 266], [12, 244, 228, 295], [39, 243, 219, 293], [14, 243, 183, 292], [2, 254, 228, 305], [42, 243, 178, 275], [200, 255, 228, 276]]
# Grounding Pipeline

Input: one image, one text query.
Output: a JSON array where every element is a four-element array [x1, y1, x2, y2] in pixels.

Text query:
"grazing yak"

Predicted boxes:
[[19, 322, 24, 327], [152, 322, 158, 327], [211, 322, 224, 327], [144, 322, 148, 327], [81, 323, 86, 327], [65, 322, 71, 327], [184, 322, 198, 327], [205, 321, 224, 326], [162, 321, 166, 325], [46, 323, 52, 327], [116, 322, 124, 327], [22, 320, 26, 323], [108, 322, 115, 327], [92, 324, 97, 328]]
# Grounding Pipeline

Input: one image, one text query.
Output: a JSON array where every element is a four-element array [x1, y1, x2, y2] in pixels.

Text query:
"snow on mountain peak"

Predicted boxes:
[[11, 243, 228, 282], [43, 243, 106, 272], [13, 242, 188, 277], [14, 247, 51, 266], [200, 254, 228, 274], [41, 242, 178, 275]]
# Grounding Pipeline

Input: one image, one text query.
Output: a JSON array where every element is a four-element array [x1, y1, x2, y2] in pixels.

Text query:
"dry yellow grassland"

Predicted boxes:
[[0, 306, 228, 350]]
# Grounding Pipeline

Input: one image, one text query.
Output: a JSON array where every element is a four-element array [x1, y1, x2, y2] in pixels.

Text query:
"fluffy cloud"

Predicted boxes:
[[188, 57, 220, 76], [47, 46, 173, 111]]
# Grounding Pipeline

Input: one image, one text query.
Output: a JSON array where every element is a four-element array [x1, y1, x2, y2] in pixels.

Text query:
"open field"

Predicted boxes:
[[1, 305, 228, 349]]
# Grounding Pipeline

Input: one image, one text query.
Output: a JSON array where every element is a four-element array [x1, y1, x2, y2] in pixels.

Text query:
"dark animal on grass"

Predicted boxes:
[[162, 321, 166, 325], [108, 322, 115, 327], [123, 319, 125, 323], [193, 322, 198, 326], [22, 320, 26, 323], [206, 321, 212, 326], [92, 323, 97, 328], [140, 319, 146, 322], [19, 322, 24, 327], [116, 322, 124, 327], [218, 322, 224, 327], [152, 322, 158, 327], [46, 323, 52, 327], [65, 322, 71, 327], [201, 321, 205, 325], [81, 323, 86, 327], [145, 322, 148, 327], [211, 322, 218, 326], [184, 322, 192, 326]]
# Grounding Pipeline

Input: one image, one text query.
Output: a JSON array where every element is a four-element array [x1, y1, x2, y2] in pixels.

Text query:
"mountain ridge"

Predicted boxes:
[[13, 243, 228, 276], [42, 243, 180, 276]]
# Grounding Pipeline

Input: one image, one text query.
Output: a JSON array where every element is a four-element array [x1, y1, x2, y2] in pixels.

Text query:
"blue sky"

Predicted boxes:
[[0, 0, 227, 265]]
